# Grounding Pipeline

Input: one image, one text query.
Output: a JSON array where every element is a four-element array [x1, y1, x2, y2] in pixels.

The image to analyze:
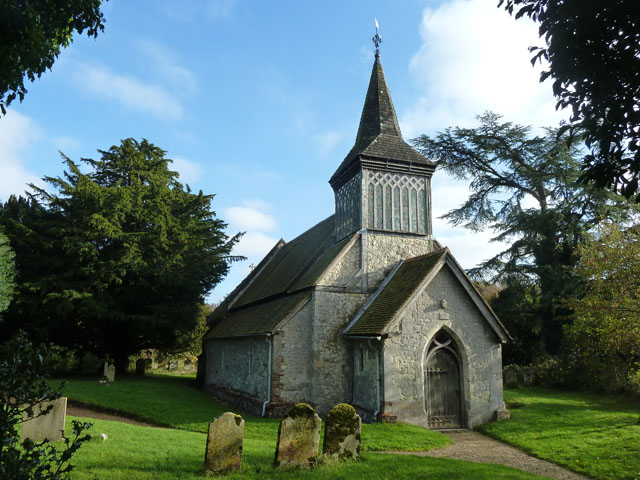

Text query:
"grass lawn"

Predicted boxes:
[[55, 375, 548, 479], [479, 387, 640, 480], [67, 416, 545, 480]]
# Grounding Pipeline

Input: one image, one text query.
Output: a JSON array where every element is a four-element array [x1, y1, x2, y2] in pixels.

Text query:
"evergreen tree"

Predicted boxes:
[[0, 138, 241, 370], [0, 228, 15, 315], [413, 112, 630, 357]]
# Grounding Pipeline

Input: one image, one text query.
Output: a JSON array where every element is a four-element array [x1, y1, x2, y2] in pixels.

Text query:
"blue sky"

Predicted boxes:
[[1, 0, 566, 303]]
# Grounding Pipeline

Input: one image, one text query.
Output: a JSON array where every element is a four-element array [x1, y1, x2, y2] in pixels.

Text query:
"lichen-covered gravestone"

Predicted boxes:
[[205, 412, 244, 475], [105, 363, 116, 382], [274, 403, 322, 468], [323, 403, 361, 459], [21, 397, 67, 442]]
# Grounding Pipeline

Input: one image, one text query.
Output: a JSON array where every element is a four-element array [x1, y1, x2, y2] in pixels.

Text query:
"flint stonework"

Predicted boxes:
[[205, 412, 244, 475], [323, 403, 361, 459], [274, 403, 321, 468], [21, 397, 67, 442]]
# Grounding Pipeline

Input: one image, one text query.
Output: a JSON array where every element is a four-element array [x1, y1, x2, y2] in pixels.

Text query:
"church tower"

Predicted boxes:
[[329, 48, 436, 242]]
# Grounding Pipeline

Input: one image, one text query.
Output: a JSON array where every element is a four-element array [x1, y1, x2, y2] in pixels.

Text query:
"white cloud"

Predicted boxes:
[[0, 111, 44, 201], [73, 62, 183, 119], [401, 0, 567, 139], [231, 231, 279, 258], [171, 156, 202, 185], [225, 200, 277, 232], [137, 41, 197, 95]]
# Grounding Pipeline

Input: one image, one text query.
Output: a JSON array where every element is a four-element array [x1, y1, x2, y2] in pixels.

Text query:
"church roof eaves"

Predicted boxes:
[[344, 248, 510, 342]]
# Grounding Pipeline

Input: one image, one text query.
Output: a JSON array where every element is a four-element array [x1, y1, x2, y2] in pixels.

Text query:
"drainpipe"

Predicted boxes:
[[373, 345, 381, 421], [261, 334, 272, 417]]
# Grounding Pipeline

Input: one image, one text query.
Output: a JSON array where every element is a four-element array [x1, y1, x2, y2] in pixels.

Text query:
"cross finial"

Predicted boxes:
[[372, 18, 382, 57]]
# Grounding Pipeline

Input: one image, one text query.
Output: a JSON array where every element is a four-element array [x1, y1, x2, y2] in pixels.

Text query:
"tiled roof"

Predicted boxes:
[[345, 250, 447, 336], [206, 215, 357, 338], [205, 291, 310, 338], [329, 55, 434, 188]]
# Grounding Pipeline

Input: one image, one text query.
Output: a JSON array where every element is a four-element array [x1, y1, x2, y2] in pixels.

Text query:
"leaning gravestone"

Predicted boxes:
[[323, 403, 361, 459], [135, 358, 146, 375], [204, 412, 244, 475], [21, 397, 67, 442], [105, 363, 116, 382], [274, 403, 322, 468]]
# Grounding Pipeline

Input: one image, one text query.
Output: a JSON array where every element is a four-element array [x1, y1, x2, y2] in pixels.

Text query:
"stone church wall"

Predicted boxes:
[[204, 336, 270, 414], [271, 301, 313, 406], [310, 290, 368, 415], [352, 339, 381, 421], [321, 235, 361, 287], [364, 232, 433, 289], [381, 265, 503, 428]]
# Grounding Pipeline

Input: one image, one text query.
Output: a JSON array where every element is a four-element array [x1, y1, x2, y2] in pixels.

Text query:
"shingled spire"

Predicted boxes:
[[329, 52, 434, 190]]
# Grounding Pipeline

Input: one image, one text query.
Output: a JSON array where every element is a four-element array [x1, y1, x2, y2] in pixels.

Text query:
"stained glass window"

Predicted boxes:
[[376, 184, 383, 229], [402, 188, 409, 231], [393, 186, 400, 229], [368, 183, 375, 228], [418, 189, 427, 233]]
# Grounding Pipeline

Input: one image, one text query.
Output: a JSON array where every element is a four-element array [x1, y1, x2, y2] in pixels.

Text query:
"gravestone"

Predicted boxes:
[[274, 403, 322, 468], [205, 412, 244, 475], [323, 403, 361, 459], [105, 363, 116, 382], [135, 358, 146, 375], [21, 397, 67, 442], [503, 365, 519, 389]]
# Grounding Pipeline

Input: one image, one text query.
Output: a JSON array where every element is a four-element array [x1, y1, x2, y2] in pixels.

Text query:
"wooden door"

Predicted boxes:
[[425, 333, 462, 429]]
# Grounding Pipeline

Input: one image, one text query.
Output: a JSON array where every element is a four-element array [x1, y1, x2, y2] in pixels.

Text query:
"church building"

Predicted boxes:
[[203, 44, 509, 429]]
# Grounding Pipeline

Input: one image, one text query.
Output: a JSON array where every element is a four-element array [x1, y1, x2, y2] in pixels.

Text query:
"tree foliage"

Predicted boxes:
[[0, 333, 92, 480], [0, 138, 241, 370], [565, 221, 640, 391], [0, 0, 107, 113], [413, 112, 630, 355], [0, 228, 15, 315], [499, 0, 640, 198]]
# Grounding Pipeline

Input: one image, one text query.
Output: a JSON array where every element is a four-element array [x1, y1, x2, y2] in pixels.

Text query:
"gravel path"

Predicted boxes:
[[390, 430, 590, 480], [67, 404, 166, 429]]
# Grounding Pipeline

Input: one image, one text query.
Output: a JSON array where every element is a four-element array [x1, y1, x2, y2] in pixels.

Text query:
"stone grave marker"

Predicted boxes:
[[105, 363, 116, 382], [135, 358, 146, 375], [274, 403, 322, 468], [323, 403, 361, 459], [21, 397, 67, 442], [205, 412, 244, 475]]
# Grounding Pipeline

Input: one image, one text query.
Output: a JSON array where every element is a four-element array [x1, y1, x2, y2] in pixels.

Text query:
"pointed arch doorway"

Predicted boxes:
[[425, 330, 463, 429]]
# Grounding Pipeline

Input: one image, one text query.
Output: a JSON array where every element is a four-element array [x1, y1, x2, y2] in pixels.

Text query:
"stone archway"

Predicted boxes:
[[424, 330, 463, 429]]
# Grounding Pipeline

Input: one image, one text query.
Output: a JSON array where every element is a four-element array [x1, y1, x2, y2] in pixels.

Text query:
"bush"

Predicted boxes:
[[0, 333, 92, 480]]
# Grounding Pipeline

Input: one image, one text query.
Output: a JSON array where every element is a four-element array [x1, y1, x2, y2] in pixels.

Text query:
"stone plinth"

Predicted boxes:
[[21, 397, 67, 442], [205, 412, 244, 475], [323, 403, 361, 459], [274, 403, 321, 468]]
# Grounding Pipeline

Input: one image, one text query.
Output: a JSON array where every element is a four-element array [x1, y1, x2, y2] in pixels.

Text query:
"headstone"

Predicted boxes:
[[323, 403, 361, 459], [503, 365, 519, 389], [105, 363, 116, 382], [135, 358, 146, 375], [274, 403, 322, 468], [21, 397, 67, 442], [204, 412, 244, 475]]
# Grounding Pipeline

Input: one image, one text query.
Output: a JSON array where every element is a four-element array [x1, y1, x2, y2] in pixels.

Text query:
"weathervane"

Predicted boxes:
[[372, 18, 382, 57]]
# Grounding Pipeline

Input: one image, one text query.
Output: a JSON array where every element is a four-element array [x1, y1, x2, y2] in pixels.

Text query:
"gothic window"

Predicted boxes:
[[375, 184, 384, 229], [368, 183, 375, 228], [419, 189, 427, 233], [402, 188, 409, 231], [385, 185, 392, 229], [411, 188, 418, 232]]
